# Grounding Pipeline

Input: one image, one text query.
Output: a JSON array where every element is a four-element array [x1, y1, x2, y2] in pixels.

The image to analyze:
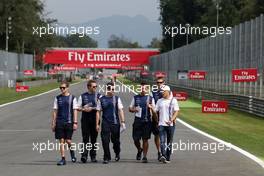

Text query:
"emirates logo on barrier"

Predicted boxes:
[[16, 85, 29, 92], [48, 69, 57, 75], [189, 71, 206, 80], [202, 100, 228, 113], [232, 68, 258, 82], [23, 70, 34, 76], [140, 71, 149, 76], [172, 91, 188, 101]]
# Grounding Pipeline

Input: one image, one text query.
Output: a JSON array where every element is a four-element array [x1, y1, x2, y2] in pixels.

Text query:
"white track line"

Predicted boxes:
[[0, 129, 49, 132], [117, 80, 264, 169], [0, 81, 82, 108]]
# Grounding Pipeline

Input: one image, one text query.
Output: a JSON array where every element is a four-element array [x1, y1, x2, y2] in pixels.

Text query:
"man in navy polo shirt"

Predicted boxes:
[[51, 81, 78, 166], [78, 80, 101, 163], [129, 82, 156, 163], [96, 82, 126, 164]]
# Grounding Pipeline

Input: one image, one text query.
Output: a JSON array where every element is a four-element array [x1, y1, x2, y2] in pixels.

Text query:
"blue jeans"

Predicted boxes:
[[159, 125, 175, 160]]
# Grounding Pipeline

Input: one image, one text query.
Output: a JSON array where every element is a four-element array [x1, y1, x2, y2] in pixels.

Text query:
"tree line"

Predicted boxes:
[[159, 0, 264, 52]]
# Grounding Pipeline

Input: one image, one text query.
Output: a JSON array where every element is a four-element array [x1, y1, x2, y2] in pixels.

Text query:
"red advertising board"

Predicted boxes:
[[202, 100, 228, 113], [155, 71, 166, 78], [140, 71, 149, 76], [54, 66, 76, 71], [189, 71, 206, 80], [232, 68, 258, 82], [43, 49, 160, 68], [172, 91, 188, 101], [16, 85, 29, 92], [23, 70, 34, 76], [121, 66, 144, 70], [48, 69, 57, 75]]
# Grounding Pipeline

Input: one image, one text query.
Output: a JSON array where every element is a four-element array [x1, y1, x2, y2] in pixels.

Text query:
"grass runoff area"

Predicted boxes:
[[118, 77, 264, 161], [0, 80, 80, 105]]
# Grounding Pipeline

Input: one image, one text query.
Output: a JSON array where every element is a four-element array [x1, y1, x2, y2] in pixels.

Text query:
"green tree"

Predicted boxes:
[[108, 34, 142, 48], [147, 37, 161, 49], [63, 34, 97, 48], [159, 0, 264, 52]]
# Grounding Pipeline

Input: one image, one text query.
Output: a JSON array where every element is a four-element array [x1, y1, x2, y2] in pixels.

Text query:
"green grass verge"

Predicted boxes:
[[118, 76, 264, 161], [0, 80, 81, 105]]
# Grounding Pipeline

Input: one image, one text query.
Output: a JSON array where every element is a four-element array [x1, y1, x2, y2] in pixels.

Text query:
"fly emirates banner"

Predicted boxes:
[[43, 49, 160, 68]]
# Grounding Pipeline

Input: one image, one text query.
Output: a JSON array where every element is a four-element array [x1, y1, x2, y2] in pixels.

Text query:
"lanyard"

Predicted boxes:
[[112, 96, 118, 124], [145, 95, 150, 122], [169, 98, 174, 120], [68, 95, 73, 123]]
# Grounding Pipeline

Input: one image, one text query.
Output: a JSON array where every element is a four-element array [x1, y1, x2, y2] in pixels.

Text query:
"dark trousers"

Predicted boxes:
[[81, 116, 98, 159], [159, 125, 175, 160], [101, 120, 120, 160]]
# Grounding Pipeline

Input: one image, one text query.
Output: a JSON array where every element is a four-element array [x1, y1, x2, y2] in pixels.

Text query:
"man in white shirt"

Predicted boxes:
[[152, 85, 179, 163]]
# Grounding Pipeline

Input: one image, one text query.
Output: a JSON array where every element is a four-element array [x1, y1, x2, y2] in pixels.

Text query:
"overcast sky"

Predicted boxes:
[[41, 0, 160, 24]]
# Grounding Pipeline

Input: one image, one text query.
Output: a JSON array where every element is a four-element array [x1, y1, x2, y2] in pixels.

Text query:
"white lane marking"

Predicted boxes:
[[117, 80, 264, 169], [0, 129, 49, 132], [0, 81, 83, 108]]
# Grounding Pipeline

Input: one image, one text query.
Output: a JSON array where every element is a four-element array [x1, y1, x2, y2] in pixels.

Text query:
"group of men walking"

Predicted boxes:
[[51, 77, 179, 166]]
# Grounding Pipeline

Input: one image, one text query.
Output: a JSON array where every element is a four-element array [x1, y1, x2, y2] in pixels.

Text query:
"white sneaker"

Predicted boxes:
[[160, 156, 166, 163], [165, 160, 170, 164]]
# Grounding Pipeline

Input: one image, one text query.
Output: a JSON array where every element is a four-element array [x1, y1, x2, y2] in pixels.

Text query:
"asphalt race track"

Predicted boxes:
[[0, 80, 263, 176]]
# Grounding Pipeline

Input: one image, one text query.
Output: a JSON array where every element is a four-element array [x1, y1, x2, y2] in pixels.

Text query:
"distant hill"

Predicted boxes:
[[59, 15, 161, 47]]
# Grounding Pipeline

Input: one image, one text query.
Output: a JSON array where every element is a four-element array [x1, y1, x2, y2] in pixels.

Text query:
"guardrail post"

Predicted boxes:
[[249, 96, 253, 113]]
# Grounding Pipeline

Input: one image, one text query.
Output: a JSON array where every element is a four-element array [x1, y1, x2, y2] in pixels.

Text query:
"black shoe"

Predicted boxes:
[[70, 150, 76, 163], [115, 154, 120, 161], [158, 152, 161, 161], [142, 157, 148, 163], [136, 149, 143, 160], [57, 159, 66, 166], [166, 156, 170, 162], [103, 160, 109, 164], [81, 156, 87, 163], [91, 157, 98, 163]]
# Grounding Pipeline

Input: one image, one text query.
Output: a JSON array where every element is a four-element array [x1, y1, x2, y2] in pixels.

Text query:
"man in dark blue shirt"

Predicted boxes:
[[129, 82, 156, 163], [78, 80, 101, 163], [96, 82, 126, 164], [149, 77, 164, 161], [51, 81, 78, 166]]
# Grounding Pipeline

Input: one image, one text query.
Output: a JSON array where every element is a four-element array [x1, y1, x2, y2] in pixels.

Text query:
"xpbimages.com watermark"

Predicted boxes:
[[164, 24, 232, 38], [32, 140, 99, 154], [168, 140, 232, 154], [32, 24, 100, 37], [32, 140, 232, 154], [98, 83, 159, 94]]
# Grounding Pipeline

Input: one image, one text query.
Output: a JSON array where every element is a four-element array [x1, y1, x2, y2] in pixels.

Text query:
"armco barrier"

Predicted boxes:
[[141, 79, 264, 117]]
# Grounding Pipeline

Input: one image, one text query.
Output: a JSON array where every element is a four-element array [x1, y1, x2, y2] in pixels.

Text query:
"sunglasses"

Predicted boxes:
[[92, 86, 97, 88], [59, 87, 67, 90], [157, 81, 164, 84]]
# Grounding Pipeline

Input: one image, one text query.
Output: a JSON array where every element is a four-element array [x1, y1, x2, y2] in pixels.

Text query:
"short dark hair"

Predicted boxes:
[[87, 80, 96, 87], [106, 82, 114, 90], [61, 80, 69, 87], [140, 81, 147, 86]]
